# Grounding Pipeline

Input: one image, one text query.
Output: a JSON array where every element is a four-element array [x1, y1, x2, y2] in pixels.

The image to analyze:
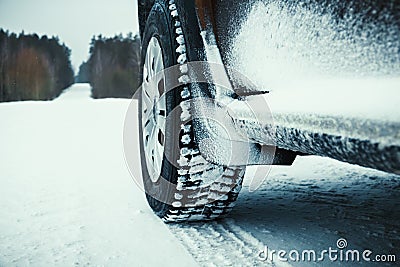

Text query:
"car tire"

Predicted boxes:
[[138, 0, 245, 222]]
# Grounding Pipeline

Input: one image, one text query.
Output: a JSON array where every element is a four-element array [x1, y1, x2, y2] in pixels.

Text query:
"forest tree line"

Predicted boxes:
[[0, 29, 74, 102], [77, 33, 140, 99]]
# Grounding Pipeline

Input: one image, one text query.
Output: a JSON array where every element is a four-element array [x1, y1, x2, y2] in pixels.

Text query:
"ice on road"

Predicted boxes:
[[0, 84, 196, 266]]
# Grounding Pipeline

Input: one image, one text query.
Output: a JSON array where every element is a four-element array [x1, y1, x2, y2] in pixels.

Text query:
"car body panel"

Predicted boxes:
[[137, 0, 400, 174]]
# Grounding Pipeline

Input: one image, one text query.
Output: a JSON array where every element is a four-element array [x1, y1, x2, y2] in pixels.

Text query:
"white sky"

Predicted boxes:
[[0, 0, 139, 72]]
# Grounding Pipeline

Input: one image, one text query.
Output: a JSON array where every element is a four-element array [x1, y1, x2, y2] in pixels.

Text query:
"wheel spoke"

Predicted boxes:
[[144, 117, 155, 136], [157, 114, 166, 136], [158, 93, 166, 114], [142, 87, 153, 111], [144, 134, 153, 163], [153, 143, 162, 172], [154, 50, 163, 74], [145, 51, 152, 78], [147, 127, 157, 157]]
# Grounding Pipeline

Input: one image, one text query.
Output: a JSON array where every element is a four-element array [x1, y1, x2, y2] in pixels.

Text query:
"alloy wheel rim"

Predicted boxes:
[[142, 37, 166, 183]]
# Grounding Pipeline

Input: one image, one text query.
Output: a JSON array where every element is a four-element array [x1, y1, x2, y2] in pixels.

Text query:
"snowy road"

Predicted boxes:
[[170, 159, 400, 266], [0, 84, 196, 266], [1, 84, 399, 266]]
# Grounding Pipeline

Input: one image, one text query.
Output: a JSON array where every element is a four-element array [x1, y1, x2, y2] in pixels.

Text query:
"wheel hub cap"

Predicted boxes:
[[142, 37, 166, 183]]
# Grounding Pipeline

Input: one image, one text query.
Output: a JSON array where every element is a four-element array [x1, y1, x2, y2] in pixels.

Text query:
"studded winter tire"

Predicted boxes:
[[138, 0, 245, 222]]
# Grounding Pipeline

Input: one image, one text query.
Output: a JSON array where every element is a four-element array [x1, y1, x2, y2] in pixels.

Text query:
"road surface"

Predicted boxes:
[[1, 84, 398, 266]]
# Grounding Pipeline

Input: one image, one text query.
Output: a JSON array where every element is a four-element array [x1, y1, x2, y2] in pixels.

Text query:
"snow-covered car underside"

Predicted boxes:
[[136, 0, 400, 222]]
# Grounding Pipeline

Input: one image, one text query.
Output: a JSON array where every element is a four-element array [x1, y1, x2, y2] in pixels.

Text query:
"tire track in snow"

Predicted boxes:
[[169, 219, 291, 267]]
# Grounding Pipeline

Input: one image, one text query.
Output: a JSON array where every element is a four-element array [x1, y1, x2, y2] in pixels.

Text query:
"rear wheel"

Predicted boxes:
[[139, 0, 245, 222]]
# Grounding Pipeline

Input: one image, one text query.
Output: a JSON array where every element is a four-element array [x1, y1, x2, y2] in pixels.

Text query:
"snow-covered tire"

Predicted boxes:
[[138, 0, 245, 222]]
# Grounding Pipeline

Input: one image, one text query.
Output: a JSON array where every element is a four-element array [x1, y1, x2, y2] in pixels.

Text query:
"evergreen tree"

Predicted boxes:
[[0, 29, 74, 102], [86, 33, 140, 99]]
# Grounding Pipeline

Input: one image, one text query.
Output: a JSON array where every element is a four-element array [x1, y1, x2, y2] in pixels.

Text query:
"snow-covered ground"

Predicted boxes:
[[0, 84, 196, 266], [171, 159, 400, 266], [1, 84, 399, 266]]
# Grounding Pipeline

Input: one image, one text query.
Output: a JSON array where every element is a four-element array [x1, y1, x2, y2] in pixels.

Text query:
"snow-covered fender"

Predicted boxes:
[[137, 0, 296, 167]]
